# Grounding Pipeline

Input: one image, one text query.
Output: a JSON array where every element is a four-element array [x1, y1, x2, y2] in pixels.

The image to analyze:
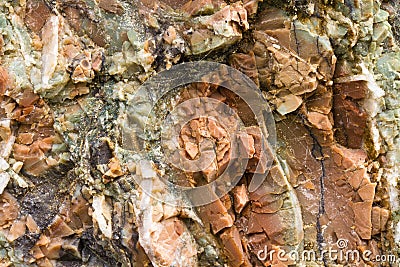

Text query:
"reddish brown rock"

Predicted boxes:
[[151, 218, 196, 266], [276, 94, 303, 116], [198, 196, 234, 234], [251, 193, 284, 214], [176, 84, 269, 190], [179, 116, 231, 182], [247, 232, 268, 255], [17, 133, 34, 145], [220, 226, 246, 267], [230, 52, 260, 87], [247, 212, 286, 245], [332, 145, 367, 169], [351, 201, 373, 240], [0, 2, 393, 265], [238, 132, 255, 159], [49, 216, 75, 238], [69, 195, 92, 229], [26, 214, 40, 233], [255, 8, 288, 34], [246, 126, 269, 174], [208, 119, 226, 141], [0, 192, 19, 228], [0, 68, 61, 176], [275, 115, 381, 260], [182, 0, 225, 16], [333, 83, 368, 149], [251, 31, 319, 95], [371, 207, 390, 235], [25, 0, 52, 33], [357, 183, 376, 202], [184, 141, 198, 160], [255, 8, 335, 81], [60, 2, 107, 47], [232, 184, 249, 214], [307, 111, 332, 131], [97, 0, 124, 14], [39, 237, 63, 259], [346, 168, 367, 190], [306, 86, 332, 114], [7, 219, 26, 242], [335, 81, 368, 100], [0, 66, 11, 95]]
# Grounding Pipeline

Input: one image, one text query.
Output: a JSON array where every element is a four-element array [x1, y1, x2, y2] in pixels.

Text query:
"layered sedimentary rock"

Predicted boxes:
[[0, 0, 399, 266]]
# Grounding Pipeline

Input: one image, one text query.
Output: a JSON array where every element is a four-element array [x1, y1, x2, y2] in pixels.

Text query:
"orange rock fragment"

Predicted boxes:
[[36, 257, 53, 267], [220, 226, 246, 267], [0, 66, 11, 95], [0, 191, 19, 228], [1, 65, 59, 176], [17, 133, 34, 145], [246, 126, 270, 173], [150, 217, 197, 266], [371, 207, 389, 235], [36, 234, 50, 246], [49, 215, 74, 238], [351, 201, 372, 239], [238, 132, 255, 158], [357, 183, 376, 202], [307, 111, 332, 131], [208, 119, 225, 140], [180, 117, 232, 181], [26, 214, 40, 233], [70, 195, 91, 228], [184, 141, 199, 159], [251, 193, 284, 214], [7, 219, 26, 242], [199, 197, 234, 234], [40, 237, 62, 259], [31, 245, 45, 260], [18, 89, 40, 107], [347, 168, 367, 190], [163, 26, 177, 45], [247, 212, 287, 245], [202, 160, 218, 182], [105, 157, 124, 178], [332, 145, 367, 169], [232, 184, 249, 214]]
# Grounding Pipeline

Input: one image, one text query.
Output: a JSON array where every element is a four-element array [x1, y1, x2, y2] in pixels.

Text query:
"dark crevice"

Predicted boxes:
[[292, 20, 301, 71], [300, 114, 327, 267]]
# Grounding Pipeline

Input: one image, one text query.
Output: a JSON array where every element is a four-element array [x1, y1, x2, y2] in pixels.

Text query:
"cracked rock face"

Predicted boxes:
[[0, 0, 399, 267]]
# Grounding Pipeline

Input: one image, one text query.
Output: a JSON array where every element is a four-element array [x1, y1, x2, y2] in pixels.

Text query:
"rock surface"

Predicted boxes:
[[0, 0, 399, 266]]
